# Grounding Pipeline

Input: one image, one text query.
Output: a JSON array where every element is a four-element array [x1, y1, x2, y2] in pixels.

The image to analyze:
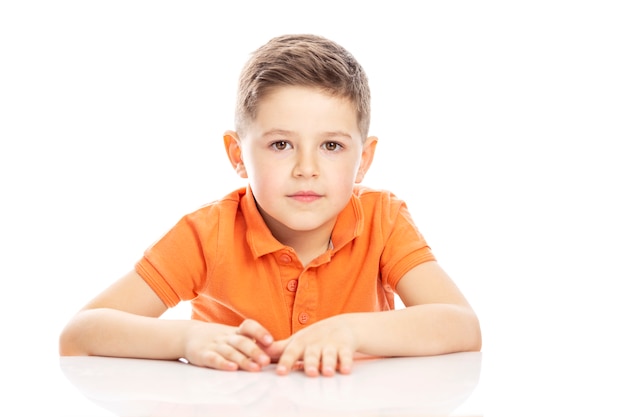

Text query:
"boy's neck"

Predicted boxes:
[[267, 220, 335, 266], [288, 233, 333, 266]]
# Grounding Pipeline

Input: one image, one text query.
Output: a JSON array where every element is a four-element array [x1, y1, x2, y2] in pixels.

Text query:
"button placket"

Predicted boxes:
[[298, 312, 309, 324], [275, 249, 304, 331], [279, 253, 292, 264], [286, 279, 298, 292], [291, 267, 319, 331]]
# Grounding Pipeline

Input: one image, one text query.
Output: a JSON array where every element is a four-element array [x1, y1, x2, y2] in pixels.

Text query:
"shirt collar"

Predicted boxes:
[[241, 185, 365, 259]]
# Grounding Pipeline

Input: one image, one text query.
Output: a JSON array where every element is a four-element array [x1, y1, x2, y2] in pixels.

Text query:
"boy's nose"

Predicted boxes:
[[292, 150, 319, 178]]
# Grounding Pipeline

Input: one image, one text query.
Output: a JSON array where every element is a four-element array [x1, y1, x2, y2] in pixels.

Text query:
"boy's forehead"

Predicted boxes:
[[236, 86, 366, 141], [253, 86, 359, 126]]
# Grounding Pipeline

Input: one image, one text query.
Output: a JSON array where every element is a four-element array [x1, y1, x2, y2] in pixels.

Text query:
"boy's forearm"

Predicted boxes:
[[349, 304, 481, 357], [59, 308, 196, 360]]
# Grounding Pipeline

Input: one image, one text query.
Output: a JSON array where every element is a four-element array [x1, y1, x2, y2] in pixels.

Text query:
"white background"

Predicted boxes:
[[1, 1, 625, 415]]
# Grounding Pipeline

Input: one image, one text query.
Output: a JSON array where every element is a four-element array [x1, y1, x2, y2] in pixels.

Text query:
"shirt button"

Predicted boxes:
[[298, 312, 309, 324], [279, 254, 292, 264], [287, 279, 298, 292]]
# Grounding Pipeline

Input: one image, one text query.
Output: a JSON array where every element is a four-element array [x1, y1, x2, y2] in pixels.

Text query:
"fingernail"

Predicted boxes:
[[263, 335, 273, 344], [306, 366, 318, 376], [276, 365, 287, 374]]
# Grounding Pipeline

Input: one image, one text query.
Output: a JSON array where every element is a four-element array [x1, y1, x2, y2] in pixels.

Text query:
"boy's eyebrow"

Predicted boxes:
[[322, 131, 355, 141], [261, 129, 292, 138], [262, 129, 355, 140]]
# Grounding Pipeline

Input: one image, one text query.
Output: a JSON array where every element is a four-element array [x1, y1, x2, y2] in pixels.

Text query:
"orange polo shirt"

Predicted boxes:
[[136, 186, 435, 340]]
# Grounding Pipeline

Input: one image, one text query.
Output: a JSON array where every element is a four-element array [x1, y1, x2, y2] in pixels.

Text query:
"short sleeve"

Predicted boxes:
[[379, 197, 435, 292], [135, 212, 214, 307]]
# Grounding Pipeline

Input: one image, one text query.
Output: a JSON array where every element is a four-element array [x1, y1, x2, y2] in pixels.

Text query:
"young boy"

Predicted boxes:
[[59, 34, 481, 377]]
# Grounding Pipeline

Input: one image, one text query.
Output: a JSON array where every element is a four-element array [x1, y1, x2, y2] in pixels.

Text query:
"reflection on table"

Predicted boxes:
[[60, 351, 481, 417]]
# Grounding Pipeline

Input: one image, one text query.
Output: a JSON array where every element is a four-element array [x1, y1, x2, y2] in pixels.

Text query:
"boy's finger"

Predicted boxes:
[[337, 347, 354, 374], [262, 339, 287, 361], [321, 346, 338, 376], [195, 349, 239, 371], [275, 345, 303, 375], [227, 335, 270, 367], [303, 346, 322, 377], [218, 342, 267, 372], [237, 319, 274, 346]]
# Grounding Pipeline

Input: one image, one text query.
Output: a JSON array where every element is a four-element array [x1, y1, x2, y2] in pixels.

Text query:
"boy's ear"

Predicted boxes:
[[355, 136, 378, 183], [223, 131, 248, 178]]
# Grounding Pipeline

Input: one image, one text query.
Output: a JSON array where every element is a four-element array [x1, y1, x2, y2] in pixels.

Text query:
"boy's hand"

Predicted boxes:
[[183, 319, 275, 372], [274, 315, 357, 377]]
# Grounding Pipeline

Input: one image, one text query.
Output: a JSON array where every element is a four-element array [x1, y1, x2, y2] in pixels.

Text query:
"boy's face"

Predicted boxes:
[[224, 86, 377, 238]]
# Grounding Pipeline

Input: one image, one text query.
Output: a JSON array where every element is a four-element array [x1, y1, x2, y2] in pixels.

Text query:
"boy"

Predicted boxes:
[[59, 34, 481, 377]]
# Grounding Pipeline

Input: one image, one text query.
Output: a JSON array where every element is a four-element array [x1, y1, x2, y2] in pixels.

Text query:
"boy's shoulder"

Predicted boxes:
[[351, 185, 410, 216], [183, 187, 248, 220], [353, 184, 387, 197], [352, 185, 400, 203]]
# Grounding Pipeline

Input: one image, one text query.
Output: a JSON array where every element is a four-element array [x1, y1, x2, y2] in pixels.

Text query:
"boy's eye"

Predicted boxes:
[[271, 141, 291, 151], [323, 142, 342, 151]]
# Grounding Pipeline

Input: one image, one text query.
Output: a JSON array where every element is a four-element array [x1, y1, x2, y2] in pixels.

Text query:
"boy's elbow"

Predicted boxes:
[[58, 322, 87, 357], [58, 330, 76, 356], [468, 331, 482, 352], [450, 307, 481, 353], [466, 314, 482, 352]]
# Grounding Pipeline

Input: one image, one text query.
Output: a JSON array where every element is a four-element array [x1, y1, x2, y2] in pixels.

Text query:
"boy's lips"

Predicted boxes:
[[288, 191, 323, 202]]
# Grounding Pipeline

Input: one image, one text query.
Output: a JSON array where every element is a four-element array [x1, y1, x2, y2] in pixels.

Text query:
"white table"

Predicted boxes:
[[58, 352, 482, 416]]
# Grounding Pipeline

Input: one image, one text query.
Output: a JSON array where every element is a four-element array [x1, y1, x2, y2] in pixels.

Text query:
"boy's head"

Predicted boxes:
[[235, 34, 371, 140]]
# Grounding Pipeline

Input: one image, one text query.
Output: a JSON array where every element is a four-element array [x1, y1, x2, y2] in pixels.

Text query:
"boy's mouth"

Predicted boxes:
[[288, 191, 322, 202]]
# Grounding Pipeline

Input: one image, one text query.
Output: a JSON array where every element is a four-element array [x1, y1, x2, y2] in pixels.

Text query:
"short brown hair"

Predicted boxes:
[[235, 34, 371, 139]]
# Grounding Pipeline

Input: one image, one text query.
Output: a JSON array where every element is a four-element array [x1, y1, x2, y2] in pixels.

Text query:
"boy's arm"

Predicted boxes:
[[59, 270, 274, 371], [275, 261, 481, 376]]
